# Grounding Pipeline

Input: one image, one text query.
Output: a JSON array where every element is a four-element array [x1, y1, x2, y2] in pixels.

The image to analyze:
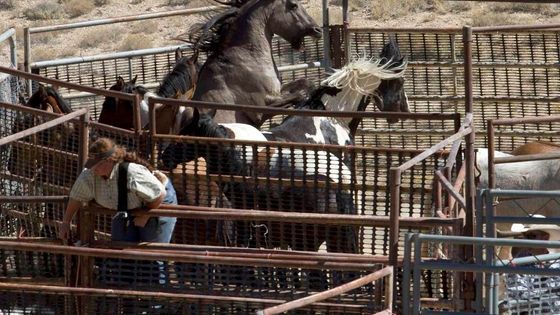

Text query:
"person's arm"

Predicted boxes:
[[59, 198, 82, 240], [144, 191, 165, 209]]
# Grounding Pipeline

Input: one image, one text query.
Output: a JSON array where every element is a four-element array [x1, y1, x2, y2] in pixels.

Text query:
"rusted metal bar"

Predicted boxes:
[[28, 6, 223, 34], [256, 266, 393, 315], [496, 152, 560, 164], [87, 204, 462, 228], [0, 282, 367, 311], [397, 127, 472, 171], [177, 171, 429, 193], [435, 170, 466, 211], [0, 237, 61, 243], [489, 114, 560, 126], [89, 120, 136, 135], [0, 66, 136, 101], [10, 140, 79, 161], [149, 102, 157, 166], [0, 241, 383, 271], [0, 195, 67, 202], [472, 23, 560, 33], [487, 120, 496, 189], [462, 25, 476, 312], [78, 111, 89, 172], [0, 101, 64, 117], [157, 132, 445, 154], [388, 168, 401, 306], [448, 164, 467, 218], [147, 96, 457, 121], [104, 248, 391, 265], [0, 109, 87, 147], [133, 92, 142, 138], [95, 239, 396, 259]]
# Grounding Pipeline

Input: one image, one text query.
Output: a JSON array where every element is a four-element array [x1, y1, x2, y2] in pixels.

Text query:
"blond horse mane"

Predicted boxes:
[[320, 55, 408, 112]]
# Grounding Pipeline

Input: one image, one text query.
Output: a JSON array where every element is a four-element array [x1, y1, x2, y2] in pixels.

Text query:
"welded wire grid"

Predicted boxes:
[[34, 36, 325, 121], [503, 261, 560, 314], [349, 30, 560, 151], [0, 246, 385, 315], [154, 136, 445, 256]]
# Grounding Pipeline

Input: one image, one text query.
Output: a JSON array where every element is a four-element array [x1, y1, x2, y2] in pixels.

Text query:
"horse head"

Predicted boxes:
[[99, 75, 148, 130], [26, 84, 72, 114], [266, 0, 322, 51], [161, 108, 232, 170], [376, 36, 409, 123]]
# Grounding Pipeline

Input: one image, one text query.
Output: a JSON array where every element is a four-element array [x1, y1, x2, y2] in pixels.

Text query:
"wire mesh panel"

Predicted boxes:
[[349, 29, 560, 151]]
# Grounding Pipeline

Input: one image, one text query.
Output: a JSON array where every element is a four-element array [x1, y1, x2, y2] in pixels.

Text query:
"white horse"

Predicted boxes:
[[476, 148, 560, 258]]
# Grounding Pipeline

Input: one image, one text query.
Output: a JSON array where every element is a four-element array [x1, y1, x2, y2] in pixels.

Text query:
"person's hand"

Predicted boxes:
[[59, 222, 71, 241]]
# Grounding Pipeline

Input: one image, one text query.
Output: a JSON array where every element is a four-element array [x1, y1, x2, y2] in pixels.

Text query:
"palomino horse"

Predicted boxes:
[[190, 0, 322, 127]]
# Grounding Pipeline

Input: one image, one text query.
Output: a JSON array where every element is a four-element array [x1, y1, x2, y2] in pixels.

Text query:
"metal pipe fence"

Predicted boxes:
[[403, 233, 560, 315]]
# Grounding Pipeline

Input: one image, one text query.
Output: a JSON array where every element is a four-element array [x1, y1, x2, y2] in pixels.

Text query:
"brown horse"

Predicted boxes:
[[98, 49, 199, 134], [190, 0, 322, 127], [511, 140, 560, 155]]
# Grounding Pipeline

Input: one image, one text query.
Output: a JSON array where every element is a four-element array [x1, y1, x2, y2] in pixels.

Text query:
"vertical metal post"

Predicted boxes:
[[389, 167, 401, 306], [412, 237, 422, 315], [149, 99, 158, 167], [342, 0, 350, 65], [402, 233, 414, 315], [321, 0, 331, 68], [474, 189, 484, 313], [23, 27, 32, 96], [462, 25, 476, 311], [385, 266, 394, 312], [78, 111, 90, 171], [7, 28, 17, 67], [485, 189, 497, 314], [133, 92, 142, 149], [487, 120, 496, 189]]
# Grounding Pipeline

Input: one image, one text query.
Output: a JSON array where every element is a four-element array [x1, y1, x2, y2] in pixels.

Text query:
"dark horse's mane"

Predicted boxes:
[[171, 111, 248, 176], [185, 0, 251, 54], [157, 55, 199, 98], [26, 85, 72, 114]]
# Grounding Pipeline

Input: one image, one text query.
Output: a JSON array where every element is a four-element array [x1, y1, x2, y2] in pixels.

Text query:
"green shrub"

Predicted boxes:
[[64, 0, 95, 18]]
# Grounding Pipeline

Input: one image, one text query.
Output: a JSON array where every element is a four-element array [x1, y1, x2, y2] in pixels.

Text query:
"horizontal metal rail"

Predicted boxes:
[[88, 204, 462, 229], [0, 282, 366, 311], [0, 28, 16, 66], [0, 240, 380, 271], [27, 6, 223, 34], [0, 108, 87, 147], [256, 266, 393, 315]]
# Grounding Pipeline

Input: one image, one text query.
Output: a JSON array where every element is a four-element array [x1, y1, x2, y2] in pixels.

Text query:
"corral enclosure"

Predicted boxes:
[[0, 5, 559, 314]]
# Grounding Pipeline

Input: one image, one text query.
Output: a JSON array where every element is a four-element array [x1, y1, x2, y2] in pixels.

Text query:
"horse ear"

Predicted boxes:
[[116, 76, 125, 88], [175, 48, 182, 62], [131, 75, 138, 85]]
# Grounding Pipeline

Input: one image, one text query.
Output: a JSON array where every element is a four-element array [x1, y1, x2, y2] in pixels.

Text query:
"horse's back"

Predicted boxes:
[[511, 141, 560, 155]]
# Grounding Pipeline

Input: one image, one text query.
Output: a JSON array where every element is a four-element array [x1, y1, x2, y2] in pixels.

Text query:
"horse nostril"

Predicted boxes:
[[313, 27, 323, 37]]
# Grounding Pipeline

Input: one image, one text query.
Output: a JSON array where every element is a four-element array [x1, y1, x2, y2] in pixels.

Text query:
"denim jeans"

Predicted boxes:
[[102, 180, 178, 288]]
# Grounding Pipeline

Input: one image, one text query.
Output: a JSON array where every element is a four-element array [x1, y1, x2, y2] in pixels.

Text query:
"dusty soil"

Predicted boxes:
[[0, 0, 559, 64]]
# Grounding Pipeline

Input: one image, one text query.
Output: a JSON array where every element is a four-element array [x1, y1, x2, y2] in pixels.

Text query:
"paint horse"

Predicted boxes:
[[161, 108, 357, 253], [190, 0, 322, 127], [263, 36, 409, 150]]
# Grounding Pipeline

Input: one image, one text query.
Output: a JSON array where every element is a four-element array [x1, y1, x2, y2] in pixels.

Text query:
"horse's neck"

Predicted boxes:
[[223, 5, 274, 63]]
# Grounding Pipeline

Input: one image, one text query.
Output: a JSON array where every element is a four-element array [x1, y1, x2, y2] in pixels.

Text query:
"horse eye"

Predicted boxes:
[[288, 1, 298, 9]]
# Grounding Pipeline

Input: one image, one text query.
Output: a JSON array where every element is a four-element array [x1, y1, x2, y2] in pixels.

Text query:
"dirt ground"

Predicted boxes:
[[1, 0, 559, 65]]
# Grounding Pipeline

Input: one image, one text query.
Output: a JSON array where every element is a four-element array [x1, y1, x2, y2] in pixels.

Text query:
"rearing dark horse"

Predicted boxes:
[[190, 0, 322, 128]]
